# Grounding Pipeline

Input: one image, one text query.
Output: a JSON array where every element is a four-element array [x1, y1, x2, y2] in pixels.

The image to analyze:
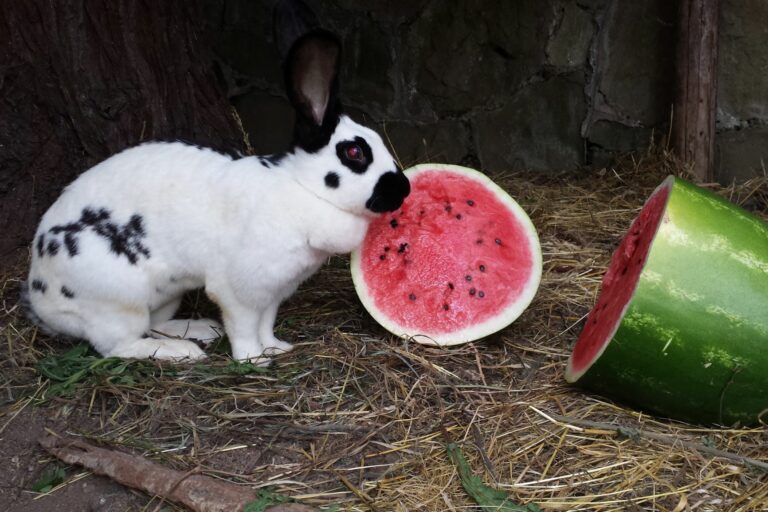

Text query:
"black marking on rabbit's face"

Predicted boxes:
[[324, 171, 340, 188], [366, 168, 411, 213], [31, 279, 47, 293], [47, 207, 151, 265], [336, 137, 372, 174], [60, 286, 75, 299]]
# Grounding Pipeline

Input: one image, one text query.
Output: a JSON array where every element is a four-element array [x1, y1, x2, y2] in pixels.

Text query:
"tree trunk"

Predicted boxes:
[[673, 0, 720, 183], [0, 0, 247, 266]]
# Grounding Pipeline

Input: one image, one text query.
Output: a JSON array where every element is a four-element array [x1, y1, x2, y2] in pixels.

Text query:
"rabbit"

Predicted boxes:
[[23, 28, 410, 362]]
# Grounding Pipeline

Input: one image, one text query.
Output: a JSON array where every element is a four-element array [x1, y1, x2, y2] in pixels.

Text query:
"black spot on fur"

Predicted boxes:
[[36, 234, 45, 257], [60, 286, 75, 298], [32, 279, 47, 293], [336, 137, 373, 174], [324, 171, 340, 188], [367, 171, 410, 213], [48, 207, 150, 265], [63, 232, 78, 256], [49, 217, 86, 256], [46, 239, 60, 256], [258, 154, 284, 168]]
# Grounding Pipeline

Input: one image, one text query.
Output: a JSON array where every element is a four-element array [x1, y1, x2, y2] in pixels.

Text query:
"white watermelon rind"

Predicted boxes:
[[351, 163, 542, 346]]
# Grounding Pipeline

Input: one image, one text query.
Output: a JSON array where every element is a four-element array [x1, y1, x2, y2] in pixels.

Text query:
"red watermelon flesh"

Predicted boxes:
[[351, 164, 542, 346], [568, 185, 670, 375]]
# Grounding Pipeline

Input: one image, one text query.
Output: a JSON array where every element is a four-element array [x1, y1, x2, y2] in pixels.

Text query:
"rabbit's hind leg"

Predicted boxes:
[[84, 301, 205, 360]]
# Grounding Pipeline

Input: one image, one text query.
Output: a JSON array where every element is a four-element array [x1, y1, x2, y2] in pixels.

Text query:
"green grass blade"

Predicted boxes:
[[445, 442, 542, 511]]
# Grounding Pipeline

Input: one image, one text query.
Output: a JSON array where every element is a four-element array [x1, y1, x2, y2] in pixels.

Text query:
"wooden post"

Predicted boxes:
[[673, 0, 720, 183]]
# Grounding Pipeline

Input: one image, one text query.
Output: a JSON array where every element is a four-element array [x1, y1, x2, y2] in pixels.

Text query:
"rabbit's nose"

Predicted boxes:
[[365, 171, 410, 213]]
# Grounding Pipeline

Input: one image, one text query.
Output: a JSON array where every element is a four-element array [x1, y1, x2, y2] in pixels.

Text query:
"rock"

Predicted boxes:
[[716, 125, 768, 182], [717, 0, 768, 122], [591, 1, 675, 126], [473, 74, 587, 172], [547, 3, 595, 68], [384, 120, 470, 167], [406, 0, 553, 114]]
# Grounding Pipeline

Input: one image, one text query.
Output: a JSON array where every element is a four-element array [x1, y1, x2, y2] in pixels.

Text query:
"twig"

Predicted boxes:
[[543, 412, 768, 473], [39, 430, 319, 512]]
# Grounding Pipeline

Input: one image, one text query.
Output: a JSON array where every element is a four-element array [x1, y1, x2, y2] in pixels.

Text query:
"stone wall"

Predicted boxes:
[[203, 0, 768, 182]]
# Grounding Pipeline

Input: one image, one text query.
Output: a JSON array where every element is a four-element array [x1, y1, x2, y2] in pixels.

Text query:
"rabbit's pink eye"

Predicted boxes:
[[346, 145, 362, 160]]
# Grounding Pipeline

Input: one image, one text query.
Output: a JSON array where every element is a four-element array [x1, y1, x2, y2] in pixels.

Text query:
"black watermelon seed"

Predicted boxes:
[[476, 239, 483, 245], [379, 254, 386, 260], [409, 293, 417, 301], [384, 246, 390, 252], [419, 210, 425, 216], [398, 243, 408, 253], [469, 288, 476, 296], [448, 282, 454, 290], [465, 275, 472, 282], [478, 291, 485, 298], [467, 200, 475, 206], [445, 205, 452, 213], [390, 219, 398, 228], [479, 264, 486, 272], [443, 304, 449, 311], [621, 267, 628, 275], [456, 214, 462, 220], [495, 238, 502, 245]]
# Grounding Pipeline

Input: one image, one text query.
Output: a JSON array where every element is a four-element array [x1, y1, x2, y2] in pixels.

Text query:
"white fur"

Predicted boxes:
[[27, 115, 401, 361]]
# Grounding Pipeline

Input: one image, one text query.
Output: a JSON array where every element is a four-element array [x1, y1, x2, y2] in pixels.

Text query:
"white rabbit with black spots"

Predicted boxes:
[[24, 29, 410, 362]]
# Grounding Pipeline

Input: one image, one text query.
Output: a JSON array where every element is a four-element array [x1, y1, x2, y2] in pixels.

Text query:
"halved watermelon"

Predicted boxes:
[[351, 164, 542, 345], [565, 176, 768, 426]]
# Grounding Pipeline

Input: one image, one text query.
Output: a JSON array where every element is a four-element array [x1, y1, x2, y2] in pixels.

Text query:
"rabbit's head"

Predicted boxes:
[[282, 30, 410, 217]]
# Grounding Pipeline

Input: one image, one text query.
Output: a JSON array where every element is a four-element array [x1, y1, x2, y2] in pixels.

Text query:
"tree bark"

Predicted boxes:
[[0, 0, 247, 266], [673, 0, 720, 183]]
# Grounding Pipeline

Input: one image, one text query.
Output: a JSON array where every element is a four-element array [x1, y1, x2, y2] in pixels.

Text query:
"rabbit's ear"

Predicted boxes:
[[285, 30, 340, 128]]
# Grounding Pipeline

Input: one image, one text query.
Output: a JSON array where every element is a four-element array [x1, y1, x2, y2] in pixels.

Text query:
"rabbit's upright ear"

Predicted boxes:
[[285, 30, 342, 151]]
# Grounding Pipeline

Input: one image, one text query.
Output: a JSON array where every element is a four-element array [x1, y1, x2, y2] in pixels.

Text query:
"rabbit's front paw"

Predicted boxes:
[[150, 319, 223, 346]]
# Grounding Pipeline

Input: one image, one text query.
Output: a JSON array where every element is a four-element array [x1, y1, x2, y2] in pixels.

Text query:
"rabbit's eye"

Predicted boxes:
[[346, 145, 363, 161], [336, 138, 372, 173]]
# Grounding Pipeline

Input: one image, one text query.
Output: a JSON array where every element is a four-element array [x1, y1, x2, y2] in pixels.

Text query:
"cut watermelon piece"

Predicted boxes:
[[351, 164, 542, 346], [566, 176, 768, 426]]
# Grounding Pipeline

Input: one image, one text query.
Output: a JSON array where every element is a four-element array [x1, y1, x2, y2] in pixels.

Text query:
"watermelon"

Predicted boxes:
[[565, 176, 768, 427], [351, 164, 542, 346]]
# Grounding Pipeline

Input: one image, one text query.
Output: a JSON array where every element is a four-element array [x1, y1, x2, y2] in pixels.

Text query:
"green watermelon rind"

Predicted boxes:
[[351, 163, 542, 346], [565, 176, 768, 427]]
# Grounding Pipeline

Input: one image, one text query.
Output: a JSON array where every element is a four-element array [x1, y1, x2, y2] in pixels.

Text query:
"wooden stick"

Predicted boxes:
[[39, 430, 318, 512]]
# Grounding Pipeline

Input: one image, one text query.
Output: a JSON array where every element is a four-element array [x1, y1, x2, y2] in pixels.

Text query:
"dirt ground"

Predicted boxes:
[[1, 159, 767, 512]]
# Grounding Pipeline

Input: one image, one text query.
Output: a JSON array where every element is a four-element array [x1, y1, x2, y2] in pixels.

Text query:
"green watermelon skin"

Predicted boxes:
[[566, 177, 768, 427]]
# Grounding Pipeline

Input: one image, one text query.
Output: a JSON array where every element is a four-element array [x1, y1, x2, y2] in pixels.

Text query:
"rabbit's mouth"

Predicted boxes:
[[365, 171, 410, 214]]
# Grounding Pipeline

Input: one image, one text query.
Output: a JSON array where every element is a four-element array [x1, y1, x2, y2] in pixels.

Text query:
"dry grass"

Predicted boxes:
[[1, 147, 767, 511]]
